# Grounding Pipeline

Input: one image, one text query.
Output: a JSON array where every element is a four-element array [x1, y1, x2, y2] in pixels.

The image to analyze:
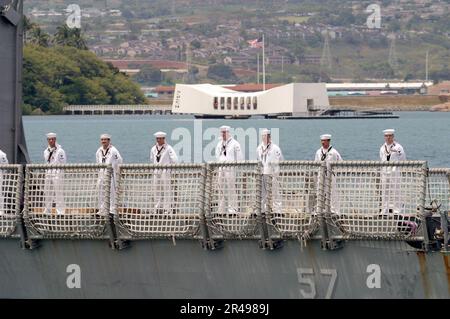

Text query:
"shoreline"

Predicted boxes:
[[330, 95, 449, 111], [23, 95, 450, 116]]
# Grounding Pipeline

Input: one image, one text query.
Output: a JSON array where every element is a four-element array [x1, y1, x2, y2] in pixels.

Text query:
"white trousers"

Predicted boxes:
[[98, 170, 117, 214], [217, 168, 238, 213], [320, 170, 340, 214], [153, 170, 173, 212], [44, 171, 65, 213], [262, 174, 282, 214], [380, 168, 403, 214]]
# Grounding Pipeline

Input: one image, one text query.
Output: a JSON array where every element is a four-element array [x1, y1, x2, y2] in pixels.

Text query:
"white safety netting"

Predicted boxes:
[[115, 164, 204, 238], [327, 161, 426, 239], [264, 161, 321, 238], [427, 169, 450, 213], [206, 162, 261, 237], [23, 164, 111, 238], [0, 165, 22, 237]]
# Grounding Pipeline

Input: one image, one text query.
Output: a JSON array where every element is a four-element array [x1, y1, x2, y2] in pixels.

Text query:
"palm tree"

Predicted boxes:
[[29, 27, 50, 47], [53, 24, 88, 50], [23, 15, 37, 43], [53, 25, 71, 45]]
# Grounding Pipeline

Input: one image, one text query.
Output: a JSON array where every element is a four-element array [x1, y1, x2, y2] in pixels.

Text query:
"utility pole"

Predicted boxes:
[[257, 53, 260, 84], [185, 43, 191, 83], [262, 34, 266, 90]]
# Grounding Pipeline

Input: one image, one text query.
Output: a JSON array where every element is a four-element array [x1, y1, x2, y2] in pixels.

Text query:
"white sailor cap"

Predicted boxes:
[[383, 129, 395, 135], [154, 131, 167, 138], [220, 125, 231, 132], [261, 128, 271, 136], [100, 133, 111, 139], [46, 132, 57, 139], [320, 134, 332, 140]]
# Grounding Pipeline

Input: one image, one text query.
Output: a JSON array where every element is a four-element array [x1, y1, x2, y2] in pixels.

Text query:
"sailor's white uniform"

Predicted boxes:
[[257, 142, 283, 213], [0, 151, 8, 164], [0, 150, 9, 215], [379, 142, 406, 162], [150, 143, 178, 212], [96, 145, 123, 214], [215, 137, 243, 213], [43, 144, 67, 214], [379, 141, 406, 213], [314, 146, 342, 163], [315, 145, 342, 213]]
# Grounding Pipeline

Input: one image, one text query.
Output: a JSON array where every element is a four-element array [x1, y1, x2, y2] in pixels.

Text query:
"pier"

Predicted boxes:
[[63, 103, 172, 115]]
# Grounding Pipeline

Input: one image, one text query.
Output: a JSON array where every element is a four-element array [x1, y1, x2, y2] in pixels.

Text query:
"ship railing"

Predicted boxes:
[[427, 168, 450, 251], [205, 161, 262, 239], [3, 161, 450, 247], [263, 161, 323, 240], [23, 164, 112, 239], [427, 168, 450, 212], [326, 161, 428, 241], [114, 163, 205, 240], [0, 165, 23, 238]]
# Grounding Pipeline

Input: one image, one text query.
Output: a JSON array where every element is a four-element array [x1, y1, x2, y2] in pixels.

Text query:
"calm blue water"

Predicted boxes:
[[23, 112, 450, 167]]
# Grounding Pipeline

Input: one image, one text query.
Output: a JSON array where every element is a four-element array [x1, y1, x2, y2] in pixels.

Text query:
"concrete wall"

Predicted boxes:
[[293, 83, 329, 114], [172, 84, 214, 114], [259, 83, 294, 114]]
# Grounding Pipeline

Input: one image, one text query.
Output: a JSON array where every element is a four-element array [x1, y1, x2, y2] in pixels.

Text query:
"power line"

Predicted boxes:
[[319, 30, 332, 80], [388, 33, 398, 71]]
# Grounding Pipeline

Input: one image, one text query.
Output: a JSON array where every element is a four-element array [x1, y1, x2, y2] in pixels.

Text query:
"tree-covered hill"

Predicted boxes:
[[22, 22, 147, 115]]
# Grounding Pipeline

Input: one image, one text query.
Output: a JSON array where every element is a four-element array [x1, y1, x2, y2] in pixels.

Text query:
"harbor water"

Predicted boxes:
[[23, 111, 450, 167]]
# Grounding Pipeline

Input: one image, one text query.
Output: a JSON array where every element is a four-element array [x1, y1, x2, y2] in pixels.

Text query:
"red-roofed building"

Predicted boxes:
[[229, 83, 283, 92], [148, 83, 286, 98], [428, 81, 450, 96], [154, 85, 176, 98]]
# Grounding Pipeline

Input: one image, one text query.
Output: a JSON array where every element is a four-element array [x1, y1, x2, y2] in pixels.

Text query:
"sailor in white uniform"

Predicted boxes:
[[0, 150, 8, 215], [315, 134, 342, 163], [315, 134, 342, 213], [43, 133, 67, 215], [215, 125, 243, 213], [379, 129, 406, 162], [150, 131, 178, 213], [256, 129, 283, 213], [96, 134, 123, 214], [379, 129, 406, 214]]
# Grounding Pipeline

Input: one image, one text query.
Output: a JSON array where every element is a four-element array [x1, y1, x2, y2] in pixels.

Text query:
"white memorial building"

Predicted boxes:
[[171, 83, 329, 118]]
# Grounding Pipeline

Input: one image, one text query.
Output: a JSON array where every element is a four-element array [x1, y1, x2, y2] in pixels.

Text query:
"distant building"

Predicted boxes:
[[266, 55, 291, 66], [298, 55, 322, 65], [326, 82, 433, 95], [172, 83, 329, 117], [228, 83, 283, 92], [229, 55, 253, 65], [428, 81, 450, 96], [132, 81, 434, 99], [154, 86, 177, 98]]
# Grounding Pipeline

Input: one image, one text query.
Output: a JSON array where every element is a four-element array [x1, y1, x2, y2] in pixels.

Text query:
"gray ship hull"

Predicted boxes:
[[1, 239, 449, 299]]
